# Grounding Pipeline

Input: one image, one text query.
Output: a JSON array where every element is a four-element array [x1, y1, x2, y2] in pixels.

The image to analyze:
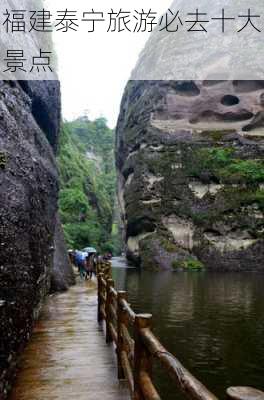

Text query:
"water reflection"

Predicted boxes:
[[112, 258, 264, 399]]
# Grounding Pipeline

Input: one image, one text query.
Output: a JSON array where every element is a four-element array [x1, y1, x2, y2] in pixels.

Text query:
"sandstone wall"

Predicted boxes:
[[116, 80, 264, 271]]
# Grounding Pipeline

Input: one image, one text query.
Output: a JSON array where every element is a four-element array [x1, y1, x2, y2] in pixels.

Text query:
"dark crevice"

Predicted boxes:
[[172, 81, 200, 97], [221, 95, 240, 106], [32, 97, 56, 149], [123, 167, 134, 181]]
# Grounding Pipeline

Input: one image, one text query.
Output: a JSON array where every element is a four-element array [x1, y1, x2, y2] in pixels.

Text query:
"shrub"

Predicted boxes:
[[183, 258, 205, 270], [172, 258, 205, 271], [59, 188, 90, 223], [190, 147, 264, 185], [219, 160, 264, 184], [171, 260, 184, 270]]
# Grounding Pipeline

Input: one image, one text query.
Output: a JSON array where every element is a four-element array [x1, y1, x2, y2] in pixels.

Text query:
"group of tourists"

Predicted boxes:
[[68, 248, 97, 280], [68, 247, 112, 280]]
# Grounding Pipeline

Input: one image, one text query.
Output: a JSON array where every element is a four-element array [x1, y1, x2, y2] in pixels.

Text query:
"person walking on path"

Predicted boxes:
[[75, 251, 88, 280], [85, 253, 94, 280]]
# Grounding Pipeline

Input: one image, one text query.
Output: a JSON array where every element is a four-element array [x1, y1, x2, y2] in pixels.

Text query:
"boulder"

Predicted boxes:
[[51, 213, 76, 292]]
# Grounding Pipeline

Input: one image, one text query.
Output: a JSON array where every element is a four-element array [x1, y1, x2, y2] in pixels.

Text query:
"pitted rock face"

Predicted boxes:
[[151, 80, 264, 136], [116, 80, 264, 270]]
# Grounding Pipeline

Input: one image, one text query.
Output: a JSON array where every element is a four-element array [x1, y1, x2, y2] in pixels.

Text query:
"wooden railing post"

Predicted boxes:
[[117, 291, 128, 380], [101, 261, 104, 274], [106, 278, 115, 343], [133, 314, 153, 400], [97, 272, 104, 323], [106, 262, 112, 280], [96, 260, 101, 276], [102, 262, 112, 281]]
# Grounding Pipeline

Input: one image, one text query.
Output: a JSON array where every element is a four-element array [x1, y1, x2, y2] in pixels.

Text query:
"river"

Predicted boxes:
[[111, 257, 264, 399]]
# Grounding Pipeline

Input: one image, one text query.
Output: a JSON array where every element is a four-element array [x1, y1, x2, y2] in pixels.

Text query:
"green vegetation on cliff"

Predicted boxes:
[[190, 147, 264, 184], [185, 146, 264, 228], [172, 258, 205, 271], [57, 116, 122, 254]]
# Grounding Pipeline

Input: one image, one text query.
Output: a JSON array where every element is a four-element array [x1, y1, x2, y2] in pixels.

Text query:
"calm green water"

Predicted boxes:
[[112, 258, 264, 399]]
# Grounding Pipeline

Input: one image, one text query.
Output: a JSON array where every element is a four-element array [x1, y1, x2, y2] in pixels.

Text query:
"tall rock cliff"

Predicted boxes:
[[116, 79, 264, 271], [0, 79, 75, 397]]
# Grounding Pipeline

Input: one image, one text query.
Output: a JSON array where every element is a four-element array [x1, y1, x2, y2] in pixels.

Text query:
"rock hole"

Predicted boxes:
[[204, 229, 222, 237], [173, 81, 200, 97], [221, 95, 240, 106]]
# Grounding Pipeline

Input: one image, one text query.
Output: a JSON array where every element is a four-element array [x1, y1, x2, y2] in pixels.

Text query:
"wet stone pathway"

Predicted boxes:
[[9, 280, 129, 400]]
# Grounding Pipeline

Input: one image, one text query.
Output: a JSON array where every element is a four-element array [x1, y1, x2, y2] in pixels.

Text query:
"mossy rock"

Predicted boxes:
[[200, 130, 236, 141], [221, 187, 264, 211], [172, 257, 205, 271], [187, 146, 264, 185], [219, 159, 264, 184], [183, 258, 205, 270], [171, 259, 185, 270], [0, 152, 7, 169], [190, 187, 264, 228], [160, 237, 179, 253]]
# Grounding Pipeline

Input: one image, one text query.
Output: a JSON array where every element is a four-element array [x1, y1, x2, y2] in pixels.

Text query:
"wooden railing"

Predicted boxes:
[[96, 261, 264, 400]]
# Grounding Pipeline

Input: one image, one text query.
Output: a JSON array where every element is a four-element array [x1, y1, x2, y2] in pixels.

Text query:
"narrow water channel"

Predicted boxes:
[[112, 257, 264, 400]]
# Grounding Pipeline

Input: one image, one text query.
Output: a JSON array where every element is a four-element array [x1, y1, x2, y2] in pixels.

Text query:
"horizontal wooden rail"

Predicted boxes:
[[119, 298, 136, 324], [96, 260, 264, 400], [140, 327, 217, 400], [110, 286, 118, 298]]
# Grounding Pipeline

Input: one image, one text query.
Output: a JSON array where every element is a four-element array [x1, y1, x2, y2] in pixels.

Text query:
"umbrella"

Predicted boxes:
[[82, 247, 97, 254]]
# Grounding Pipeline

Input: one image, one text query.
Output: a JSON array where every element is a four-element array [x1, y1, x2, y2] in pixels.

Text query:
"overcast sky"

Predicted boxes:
[[44, 0, 171, 128]]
